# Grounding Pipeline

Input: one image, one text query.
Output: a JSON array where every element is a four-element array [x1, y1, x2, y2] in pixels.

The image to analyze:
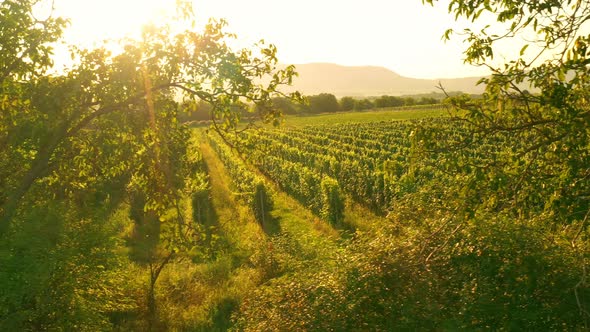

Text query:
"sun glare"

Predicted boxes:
[[56, 0, 177, 47], [50, 0, 495, 78]]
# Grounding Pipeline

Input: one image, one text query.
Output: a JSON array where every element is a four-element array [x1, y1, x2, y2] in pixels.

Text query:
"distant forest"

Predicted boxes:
[[179, 92, 473, 122]]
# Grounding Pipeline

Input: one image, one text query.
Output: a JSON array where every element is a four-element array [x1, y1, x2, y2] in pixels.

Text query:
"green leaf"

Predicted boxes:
[[519, 44, 529, 56], [557, 69, 566, 81]]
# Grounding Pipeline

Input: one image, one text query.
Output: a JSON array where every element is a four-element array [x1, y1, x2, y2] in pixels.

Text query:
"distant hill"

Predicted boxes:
[[283, 63, 485, 97]]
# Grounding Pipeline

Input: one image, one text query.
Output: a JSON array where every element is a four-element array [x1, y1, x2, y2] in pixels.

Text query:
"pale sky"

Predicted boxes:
[[51, 0, 500, 79]]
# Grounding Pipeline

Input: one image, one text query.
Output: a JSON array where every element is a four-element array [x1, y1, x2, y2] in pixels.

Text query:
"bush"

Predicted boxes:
[[320, 177, 344, 225], [191, 188, 210, 225], [252, 179, 273, 227]]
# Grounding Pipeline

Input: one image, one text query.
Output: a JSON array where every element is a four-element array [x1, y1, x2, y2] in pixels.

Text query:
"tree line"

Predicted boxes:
[[179, 93, 442, 122], [277, 93, 440, 115]]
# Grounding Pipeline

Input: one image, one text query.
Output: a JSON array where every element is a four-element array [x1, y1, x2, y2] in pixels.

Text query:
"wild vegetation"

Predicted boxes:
[[0, 0, 299, 329], [1, 0, 590, 330]]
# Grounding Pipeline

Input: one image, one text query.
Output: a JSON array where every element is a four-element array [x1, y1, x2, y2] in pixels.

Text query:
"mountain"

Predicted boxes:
[[283, 63, 485, 97]]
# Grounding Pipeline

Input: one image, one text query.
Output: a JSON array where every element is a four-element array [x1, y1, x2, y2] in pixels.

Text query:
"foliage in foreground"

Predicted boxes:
[[236, 168, 588, 330], [2, 0, 590, 330], [0, 0, 298, 329]]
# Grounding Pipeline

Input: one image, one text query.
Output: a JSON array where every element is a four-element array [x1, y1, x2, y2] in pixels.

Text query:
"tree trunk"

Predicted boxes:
[[0, 124, 66, 234], [146, 252, 174, 331]]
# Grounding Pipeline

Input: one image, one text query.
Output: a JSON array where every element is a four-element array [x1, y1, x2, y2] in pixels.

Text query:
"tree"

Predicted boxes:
[[305, 93, 340, 114], [178, 100, 213, 123], [271, 96, 302, 115], [418, 0, 590, 326], [417, 96, 438, 105], [0, 0, 66, 84], [339, 96, 355, 111], [353, 98, 373, 111], [402, 96, 416, 106], [422, 0, 590, 224], [0, 0, 67, 231], [0, 0, 300, 329], [374, 95, 404, 108], [0, 1, 300, 235]]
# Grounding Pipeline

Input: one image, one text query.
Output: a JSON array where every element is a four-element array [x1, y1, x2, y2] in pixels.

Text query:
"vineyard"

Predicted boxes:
[[212, 116, 512, 220], [5, 0, 590, 329], [202, 110, 587, 330]]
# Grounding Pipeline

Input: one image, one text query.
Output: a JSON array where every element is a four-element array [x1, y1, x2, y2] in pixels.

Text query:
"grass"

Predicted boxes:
[[190, 106, 448, 131], [152, 135, 269, 331], [278, 106, 448, 127], [342, 198, 387, 233], [202, 128, 342, 265], [199, 137, 266, 259], [267, 182, 342, 262]]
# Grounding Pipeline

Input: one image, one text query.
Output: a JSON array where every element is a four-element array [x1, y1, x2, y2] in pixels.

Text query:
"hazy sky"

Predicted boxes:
[[52, 0, 496, 79]]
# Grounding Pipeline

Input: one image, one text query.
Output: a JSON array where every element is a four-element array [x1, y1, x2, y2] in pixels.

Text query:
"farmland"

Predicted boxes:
[[189, 106, 585, 330], [278, 104, 449, 126], [4, 0, 590, 330]]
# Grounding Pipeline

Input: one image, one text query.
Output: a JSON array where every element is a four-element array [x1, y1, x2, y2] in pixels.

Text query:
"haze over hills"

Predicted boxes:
[[285, 63, 486, 97]]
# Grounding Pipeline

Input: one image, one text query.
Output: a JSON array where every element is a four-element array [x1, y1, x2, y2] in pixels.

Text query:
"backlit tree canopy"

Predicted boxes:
[[423, 0, 590, 224], [0, 0, 300, 234]]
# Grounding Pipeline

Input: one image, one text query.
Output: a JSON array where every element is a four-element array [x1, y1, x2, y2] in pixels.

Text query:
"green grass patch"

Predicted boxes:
[[279, 106, 447, 127]]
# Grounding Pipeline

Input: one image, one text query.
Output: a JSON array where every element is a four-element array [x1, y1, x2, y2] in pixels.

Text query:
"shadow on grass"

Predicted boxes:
[[208, 296, 239, 332], [332, 218, 356, 236], [260, 213, 282, 236]]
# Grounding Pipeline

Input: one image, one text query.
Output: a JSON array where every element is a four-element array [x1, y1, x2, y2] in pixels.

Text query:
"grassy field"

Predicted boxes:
[[279, 106, 447, 127], [211, 106, 450, 131]]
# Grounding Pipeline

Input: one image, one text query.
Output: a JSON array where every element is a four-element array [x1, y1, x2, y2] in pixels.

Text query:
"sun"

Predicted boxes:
[[54, 0, 178, 47]]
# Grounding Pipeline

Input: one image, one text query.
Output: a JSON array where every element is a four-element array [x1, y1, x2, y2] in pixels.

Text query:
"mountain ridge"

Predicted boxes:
[[283, 63, 485, 97]]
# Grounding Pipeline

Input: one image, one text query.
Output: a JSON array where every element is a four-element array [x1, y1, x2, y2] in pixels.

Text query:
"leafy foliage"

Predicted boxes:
[[0, 0, 299, 329], [423, 0, 590, 225], [320, 177, 344, 225]]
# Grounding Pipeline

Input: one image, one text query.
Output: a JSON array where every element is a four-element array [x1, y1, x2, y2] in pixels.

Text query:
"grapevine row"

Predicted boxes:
[[240, 118, 520, 214], [207, 133, 273, 226]]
